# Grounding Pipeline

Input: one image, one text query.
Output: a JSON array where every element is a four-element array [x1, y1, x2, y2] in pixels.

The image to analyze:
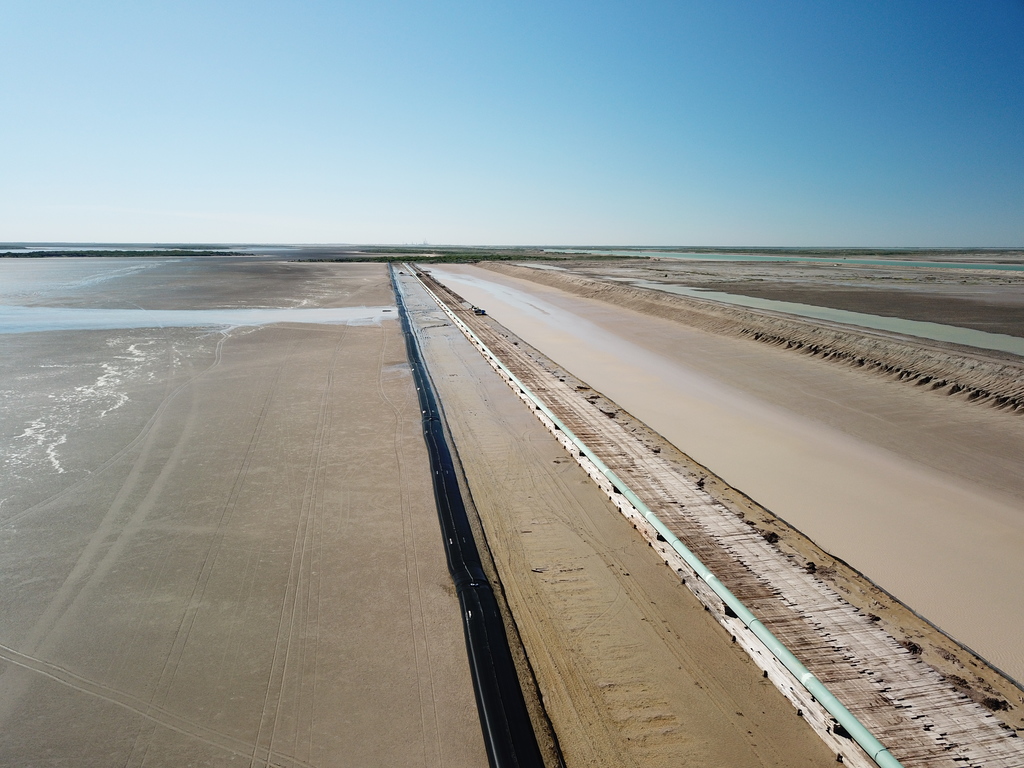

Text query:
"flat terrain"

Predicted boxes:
[[0, 261, 485, 767], [399, 272, 837, 767], [7, 254, 1021, 766], [427, 262, 1024, 684]]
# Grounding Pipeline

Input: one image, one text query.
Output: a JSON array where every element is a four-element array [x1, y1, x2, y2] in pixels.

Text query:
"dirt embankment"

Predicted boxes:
[[483, 263, 1024, 412], [405, 279, 838, 768]]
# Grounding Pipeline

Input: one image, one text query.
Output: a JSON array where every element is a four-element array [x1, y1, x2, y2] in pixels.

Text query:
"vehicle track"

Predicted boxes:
[[124, 334, 300, 767], [0, 362, 210, 731], [0, 331, 227, 530], [0, 642, 301, 767], [249, 333, 332, 768], [375, 319, 448, 767]]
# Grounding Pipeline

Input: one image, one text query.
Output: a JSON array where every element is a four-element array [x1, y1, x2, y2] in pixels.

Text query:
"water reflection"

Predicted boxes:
[[0, 305, 395, 333]]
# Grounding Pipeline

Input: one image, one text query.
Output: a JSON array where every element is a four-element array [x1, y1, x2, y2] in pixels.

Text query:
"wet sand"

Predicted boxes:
[[399, 272, 836, 767], [0, 262, 486, 766], [427, 263, 1024, 683]]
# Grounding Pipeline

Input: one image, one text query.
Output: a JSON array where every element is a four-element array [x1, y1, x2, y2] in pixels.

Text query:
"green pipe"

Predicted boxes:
[[415, 269, 905, 768]]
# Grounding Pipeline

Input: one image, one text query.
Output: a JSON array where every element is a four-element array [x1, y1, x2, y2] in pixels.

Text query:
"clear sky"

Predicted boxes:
[[2, 1, 1022, 246]]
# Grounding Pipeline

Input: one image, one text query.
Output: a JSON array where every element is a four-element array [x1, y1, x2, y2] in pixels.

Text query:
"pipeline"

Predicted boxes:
[[390, 266, 545, 768], [412, 266, 905, 768]]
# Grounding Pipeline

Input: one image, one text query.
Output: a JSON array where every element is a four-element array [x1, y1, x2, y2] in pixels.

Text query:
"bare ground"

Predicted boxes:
[[0, 263, 485, 767]]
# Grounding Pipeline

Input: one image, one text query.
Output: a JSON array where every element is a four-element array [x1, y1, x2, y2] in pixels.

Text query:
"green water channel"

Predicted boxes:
[[630, 280, 1024, 357], [559, 250, 1024, 272]]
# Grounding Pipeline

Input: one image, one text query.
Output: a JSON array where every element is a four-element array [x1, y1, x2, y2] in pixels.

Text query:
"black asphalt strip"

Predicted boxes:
[[391, 266, 545, 768]]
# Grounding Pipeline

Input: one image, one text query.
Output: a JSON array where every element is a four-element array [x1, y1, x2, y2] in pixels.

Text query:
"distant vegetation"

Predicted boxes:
[[577, 246, 1024, 260], [6, 246, 1020, 263], [297, 245, 651, 264], [306, 248, 569, 264], [308, 246, 1024, 263], [0, 250, 247, 258], [0, 246, 586, 263]]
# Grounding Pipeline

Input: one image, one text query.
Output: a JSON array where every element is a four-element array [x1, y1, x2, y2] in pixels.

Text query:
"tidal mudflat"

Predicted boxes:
[[0, 259, 485, 767], [428, 260, 1024, 685]]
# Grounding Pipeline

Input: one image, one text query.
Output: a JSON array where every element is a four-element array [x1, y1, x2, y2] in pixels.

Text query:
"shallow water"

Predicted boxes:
[[0, 258, 167, 301], [1, 331, 184, 483], [0, 304, 394, 333], [629, 280, 1024, 357], [0, 257, 394, 331], [0, 258, 396, 508]]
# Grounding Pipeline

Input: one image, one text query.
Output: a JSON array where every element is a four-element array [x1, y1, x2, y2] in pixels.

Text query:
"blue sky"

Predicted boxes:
[[2, 1, 1022, 246]]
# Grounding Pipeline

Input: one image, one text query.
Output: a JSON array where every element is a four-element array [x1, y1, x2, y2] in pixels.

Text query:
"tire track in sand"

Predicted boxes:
[[0, 643, 316, 767], [283, 326, 346, 767], [433, 328, 634, 768], [122, 334, 299, 767], [251, 327, 345, 768], [377, 318, 446, 768], [0, 336, 219, 731], [1, 332, 227, 530]]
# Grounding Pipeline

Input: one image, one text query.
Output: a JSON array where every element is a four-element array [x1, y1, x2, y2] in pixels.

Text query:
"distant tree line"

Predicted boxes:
[[0, 250, 247, 258]]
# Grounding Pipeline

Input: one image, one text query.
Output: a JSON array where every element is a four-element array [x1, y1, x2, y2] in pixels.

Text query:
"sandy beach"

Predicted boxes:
[[426, 262, 1024, 684], [0, 261, 486, 766]]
